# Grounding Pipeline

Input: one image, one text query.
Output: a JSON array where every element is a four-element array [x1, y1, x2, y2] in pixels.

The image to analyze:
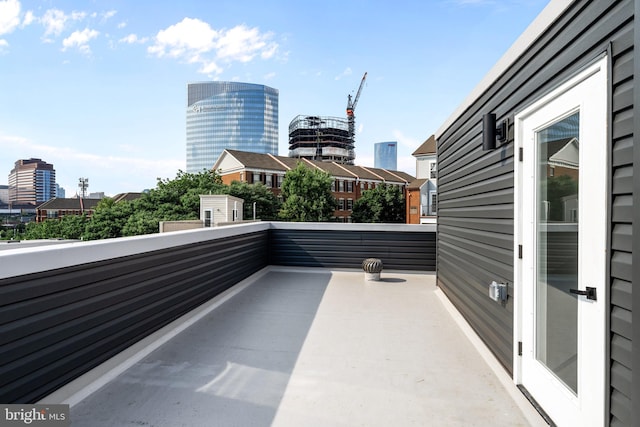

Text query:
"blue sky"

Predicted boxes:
[[0, 0, 549, 197]]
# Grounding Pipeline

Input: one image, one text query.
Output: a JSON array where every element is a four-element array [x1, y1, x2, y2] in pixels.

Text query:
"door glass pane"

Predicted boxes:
[[535, 111, 579, 394]]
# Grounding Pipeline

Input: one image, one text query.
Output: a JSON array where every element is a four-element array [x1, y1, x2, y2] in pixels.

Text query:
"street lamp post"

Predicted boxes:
[[78, 178, 89, 198]]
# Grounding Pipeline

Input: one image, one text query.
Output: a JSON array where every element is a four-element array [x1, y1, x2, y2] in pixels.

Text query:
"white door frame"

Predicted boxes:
[[513, 56, 608, 426]]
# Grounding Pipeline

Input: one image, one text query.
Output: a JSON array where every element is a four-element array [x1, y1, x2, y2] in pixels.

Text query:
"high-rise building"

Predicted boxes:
[[186, 82, 279, 173], [8, 158, 56, 205], [56, 184, 66, 198], [288, 115, 354, 164], [374, 141, 398, 170]]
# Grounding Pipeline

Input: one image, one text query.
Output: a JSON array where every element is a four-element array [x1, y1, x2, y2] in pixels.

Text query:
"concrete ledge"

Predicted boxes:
[[0, 221, 270, 279]]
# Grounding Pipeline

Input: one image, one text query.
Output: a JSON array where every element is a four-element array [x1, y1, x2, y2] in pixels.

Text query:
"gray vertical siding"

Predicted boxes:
[[0, 231, 269, 403], [436, 3, 633, 425]]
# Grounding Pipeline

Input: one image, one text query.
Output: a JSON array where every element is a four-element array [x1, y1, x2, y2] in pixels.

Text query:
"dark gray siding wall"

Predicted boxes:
[[269, 229, 436, 271], [436, 4, 633, 422], [610, 8, 634, 426], [0, 231, 268, 403], [633, 2, 640, 425]]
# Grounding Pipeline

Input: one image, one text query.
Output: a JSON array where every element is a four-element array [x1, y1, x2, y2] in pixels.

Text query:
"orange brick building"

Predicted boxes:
[[213, 149, 415, 222]]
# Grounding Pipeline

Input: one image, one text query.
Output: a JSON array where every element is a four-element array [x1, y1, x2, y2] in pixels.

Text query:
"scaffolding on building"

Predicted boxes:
[[288, 115, 355, 165]]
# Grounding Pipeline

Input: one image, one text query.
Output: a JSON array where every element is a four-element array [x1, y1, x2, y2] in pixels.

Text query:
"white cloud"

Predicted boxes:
[[263, 71, 276, 80], [101, 10, 117, 21], [117, 21, 126, 29], [62, 28, 99, 54], [119, 33, 147, 44], [199, 61, 222, 75], [148, 18, 278, 75], [71, 11, 87, 21], [41, 9, 68, 36], [392, 129, 421, 149], [22, 10, 34, 27], [40, 7, 91, 38], [0, 0, 21, 36], [148, 18, 217, 58], [335, 67, 353, 80], [216, 24, 275, 62]]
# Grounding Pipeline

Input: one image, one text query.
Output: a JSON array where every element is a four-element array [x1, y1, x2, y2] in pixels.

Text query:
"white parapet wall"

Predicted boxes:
[[0, 222, 270, 280]]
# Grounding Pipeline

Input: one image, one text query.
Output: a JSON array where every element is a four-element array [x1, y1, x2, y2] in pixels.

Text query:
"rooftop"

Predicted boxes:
[[412, 135, 436, 156], [216, 149, 415, 183], [45, 266, 544, 426]]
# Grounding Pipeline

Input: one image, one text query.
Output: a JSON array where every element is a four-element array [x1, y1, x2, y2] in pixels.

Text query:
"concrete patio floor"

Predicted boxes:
[[44, 266, 546, 426]]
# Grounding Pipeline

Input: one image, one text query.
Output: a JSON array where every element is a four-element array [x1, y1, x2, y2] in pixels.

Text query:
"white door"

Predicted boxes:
[[514, 57, 607, 426]]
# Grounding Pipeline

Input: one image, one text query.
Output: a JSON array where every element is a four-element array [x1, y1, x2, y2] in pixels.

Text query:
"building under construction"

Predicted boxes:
[[288, 72, 367, 165], [288, 115, 354, 164]]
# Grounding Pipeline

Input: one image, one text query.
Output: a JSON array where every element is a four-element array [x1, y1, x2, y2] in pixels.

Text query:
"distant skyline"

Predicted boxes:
[[0, 0, 550, 196]]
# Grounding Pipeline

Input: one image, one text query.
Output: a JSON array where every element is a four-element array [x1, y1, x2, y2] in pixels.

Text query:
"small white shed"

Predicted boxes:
[[199, 195, 244, 227]]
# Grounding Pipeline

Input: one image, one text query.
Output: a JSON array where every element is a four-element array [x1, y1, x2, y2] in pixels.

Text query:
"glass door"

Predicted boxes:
[[515, 57, 607, 427], [535, 112, 580, 394]]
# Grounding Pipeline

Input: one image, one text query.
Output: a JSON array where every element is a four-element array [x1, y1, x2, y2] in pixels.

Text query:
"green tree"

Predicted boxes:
[[227, 181, 281, 221], [121, 210, 165, 236], [351, 183, 406, 223], [24, 214, 88, 240], [83, 198, 135, 240], [140, 169, 226, 219], [82, 170, 227, 240], [279, 163, 337, 222]]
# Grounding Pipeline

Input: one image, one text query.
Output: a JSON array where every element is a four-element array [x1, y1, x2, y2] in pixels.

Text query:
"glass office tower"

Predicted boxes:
[[374, 141, 397, 170], [186, 82, 279, 173]]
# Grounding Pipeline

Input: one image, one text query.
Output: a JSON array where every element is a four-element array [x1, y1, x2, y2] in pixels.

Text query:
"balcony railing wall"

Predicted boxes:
[[269, 223, 435, 271]]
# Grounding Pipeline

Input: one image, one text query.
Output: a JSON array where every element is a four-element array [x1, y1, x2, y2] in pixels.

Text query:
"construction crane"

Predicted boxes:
[[346, 72, 367, 144]]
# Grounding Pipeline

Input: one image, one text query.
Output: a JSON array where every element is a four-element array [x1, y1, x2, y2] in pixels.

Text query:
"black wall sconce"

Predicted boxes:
[[482, 113, 508, 151]]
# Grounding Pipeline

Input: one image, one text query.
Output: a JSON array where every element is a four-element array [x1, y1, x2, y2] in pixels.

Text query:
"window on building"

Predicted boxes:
[[265, 174, 273, 188], [339, 180, 345, 192], [347, 199, 353, 211], [277, 175, 283, 188], [339, 198, 345, 211], [252, 172, 261, 184], [430, 162, 437, 179], [429, 191, 437, 215], [204, 210, 212, 227], [331, 181, 336, 192]]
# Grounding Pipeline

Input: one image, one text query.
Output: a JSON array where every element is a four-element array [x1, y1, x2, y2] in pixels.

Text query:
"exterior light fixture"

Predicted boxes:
[[482, 113, 508, 150]]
